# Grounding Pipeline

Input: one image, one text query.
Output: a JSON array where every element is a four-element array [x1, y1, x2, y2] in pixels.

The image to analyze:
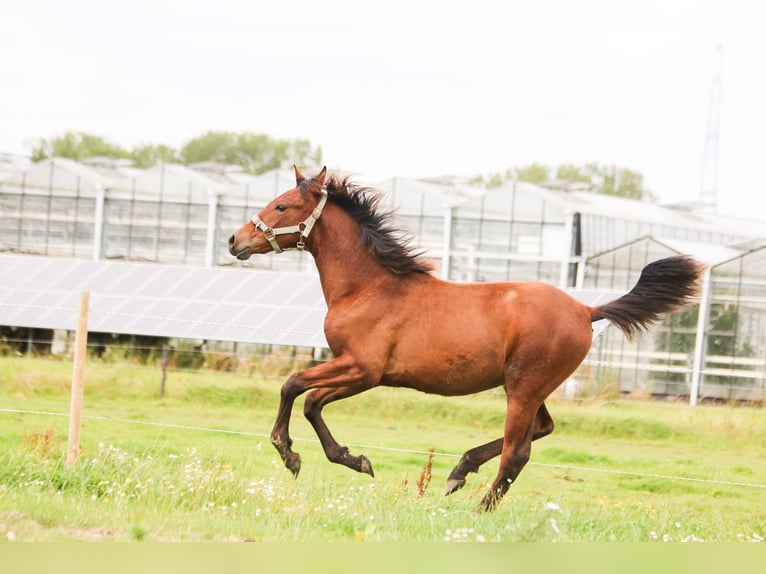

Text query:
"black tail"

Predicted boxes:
[[591, 255, 705, 340]]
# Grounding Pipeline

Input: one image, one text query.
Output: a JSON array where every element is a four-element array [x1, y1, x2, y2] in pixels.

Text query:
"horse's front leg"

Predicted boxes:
[[270, 372, 303, 476], [304, 386, 374, 476], [270, 354, 371, 477]]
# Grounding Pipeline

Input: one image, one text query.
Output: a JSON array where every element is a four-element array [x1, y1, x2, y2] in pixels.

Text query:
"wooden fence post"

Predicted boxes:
[[67, 291, 89, 464], [160, 346, 169, 398]]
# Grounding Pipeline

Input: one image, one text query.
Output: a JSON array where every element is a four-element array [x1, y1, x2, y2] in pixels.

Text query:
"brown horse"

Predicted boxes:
[[228, 166, 704, 511]]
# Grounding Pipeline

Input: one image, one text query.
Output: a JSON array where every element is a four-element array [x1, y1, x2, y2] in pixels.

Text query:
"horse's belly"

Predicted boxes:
[[383, 344, 505, 396]]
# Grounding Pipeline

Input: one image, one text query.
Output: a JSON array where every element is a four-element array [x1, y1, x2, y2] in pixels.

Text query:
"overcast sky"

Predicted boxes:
[[3, 0, 765, 221]]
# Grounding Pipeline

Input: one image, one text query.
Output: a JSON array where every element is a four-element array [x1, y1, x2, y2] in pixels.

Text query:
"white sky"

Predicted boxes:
[[2, 0, 765, 221]]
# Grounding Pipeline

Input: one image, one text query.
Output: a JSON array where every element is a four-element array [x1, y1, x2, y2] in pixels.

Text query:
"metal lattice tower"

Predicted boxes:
[[700, 45, 723, 209]]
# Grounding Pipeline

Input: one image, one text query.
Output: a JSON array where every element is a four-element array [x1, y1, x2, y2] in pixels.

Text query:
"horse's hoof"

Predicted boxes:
[[444, 478, 466, 496], [359, 455, 374, 477], [477, 490, 501, 513], [285, 452, 301, 477]]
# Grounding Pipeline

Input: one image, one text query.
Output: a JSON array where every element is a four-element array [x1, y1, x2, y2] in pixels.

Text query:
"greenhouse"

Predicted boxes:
[[1, 156, 765, 402], [579, 236, 766, 403]]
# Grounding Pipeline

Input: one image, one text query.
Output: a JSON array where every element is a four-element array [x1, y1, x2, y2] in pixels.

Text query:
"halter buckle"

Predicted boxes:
[[262, 226, 276, 241]]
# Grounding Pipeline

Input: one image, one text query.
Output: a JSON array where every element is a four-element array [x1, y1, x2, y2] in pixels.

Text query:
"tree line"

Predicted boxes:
[[471, 162, 651, 200], [31, 131, 649, 199], [31, 130, 323, 175]]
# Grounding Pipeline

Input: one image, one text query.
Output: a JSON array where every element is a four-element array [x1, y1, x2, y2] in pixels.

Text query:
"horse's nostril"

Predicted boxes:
[[228, 234, 235, 247]]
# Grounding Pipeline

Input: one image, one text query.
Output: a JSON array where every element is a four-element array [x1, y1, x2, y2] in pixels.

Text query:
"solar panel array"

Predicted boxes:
[[0, 254, 329, 348], [0, 254, 623, 348]]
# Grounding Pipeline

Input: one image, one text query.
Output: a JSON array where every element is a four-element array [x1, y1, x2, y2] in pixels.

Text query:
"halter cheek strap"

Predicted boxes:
[[251, 190, 328, 253]]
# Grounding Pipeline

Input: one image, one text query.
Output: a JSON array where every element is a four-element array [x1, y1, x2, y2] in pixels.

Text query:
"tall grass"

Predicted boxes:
[[1, 356, 765, 542]]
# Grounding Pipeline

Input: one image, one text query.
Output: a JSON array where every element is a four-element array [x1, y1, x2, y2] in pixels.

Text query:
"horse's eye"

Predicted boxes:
[[275, 204, 288, 213]]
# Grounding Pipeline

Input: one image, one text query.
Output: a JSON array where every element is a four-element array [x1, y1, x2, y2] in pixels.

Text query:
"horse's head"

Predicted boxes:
[[228, 166, 328, 259]]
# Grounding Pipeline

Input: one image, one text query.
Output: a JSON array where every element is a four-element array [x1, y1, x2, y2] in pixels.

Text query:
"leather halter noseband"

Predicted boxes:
[[250, 189, 328, 253]]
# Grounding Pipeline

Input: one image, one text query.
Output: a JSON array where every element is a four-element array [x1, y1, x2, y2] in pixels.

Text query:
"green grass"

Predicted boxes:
[[1, 356, 765, 542]]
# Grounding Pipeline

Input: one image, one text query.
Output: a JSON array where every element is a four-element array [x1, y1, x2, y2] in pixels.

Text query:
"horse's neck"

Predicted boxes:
[[309, 208, 389, 306]]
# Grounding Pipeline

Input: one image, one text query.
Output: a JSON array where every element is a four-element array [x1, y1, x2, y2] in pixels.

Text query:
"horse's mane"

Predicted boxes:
[[302, 175, 433, 275]]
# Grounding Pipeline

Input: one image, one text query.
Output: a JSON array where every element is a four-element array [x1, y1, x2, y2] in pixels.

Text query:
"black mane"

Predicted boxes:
[[308, 175, 433, 275]]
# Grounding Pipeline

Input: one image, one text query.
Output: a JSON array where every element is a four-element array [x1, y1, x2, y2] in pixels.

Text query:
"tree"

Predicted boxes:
[[179, 131, 322, 174], [514, 163, 550, 184], [31, 131, 132, 162], [130, 144, 180, 168], [555, 163, 649, 199], [555, 163, 593, 185], [472, 163, 550, 188], [469, 172, 504, 188], [593, 164, 646, 200]]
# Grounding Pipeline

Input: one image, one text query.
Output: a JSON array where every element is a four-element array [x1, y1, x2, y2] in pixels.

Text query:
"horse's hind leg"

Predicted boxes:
[[478, 395, 539, 512], [532, 402, 555, 440], [304, 386, 374, 476], [445, 403, 554, 496], [445, 437, 502, 496]]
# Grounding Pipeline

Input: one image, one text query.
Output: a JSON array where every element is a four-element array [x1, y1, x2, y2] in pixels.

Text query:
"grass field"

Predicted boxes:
[[1, 355, 765, 542]]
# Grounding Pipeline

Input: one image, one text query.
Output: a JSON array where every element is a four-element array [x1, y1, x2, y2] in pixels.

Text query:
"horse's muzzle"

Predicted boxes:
[[228, 234, 252, 260]]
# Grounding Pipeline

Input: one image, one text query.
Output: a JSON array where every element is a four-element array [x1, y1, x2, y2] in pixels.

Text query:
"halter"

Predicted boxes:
[[250, 189, 328, 253]]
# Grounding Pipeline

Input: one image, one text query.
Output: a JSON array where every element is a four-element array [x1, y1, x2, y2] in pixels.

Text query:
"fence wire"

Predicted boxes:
[[1, 406, 765, 492]]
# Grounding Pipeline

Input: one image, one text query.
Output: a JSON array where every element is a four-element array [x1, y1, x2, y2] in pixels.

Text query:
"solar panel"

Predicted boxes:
[[0, 254, 623, 350], [0, 254, 329, 348]]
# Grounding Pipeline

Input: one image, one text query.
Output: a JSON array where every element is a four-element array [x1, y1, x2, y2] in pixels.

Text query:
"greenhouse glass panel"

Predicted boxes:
[[476, 188, 514, 220], [701, 247, 766, 401], [505, 184, 548, 221], [477, 219, 512, 252]]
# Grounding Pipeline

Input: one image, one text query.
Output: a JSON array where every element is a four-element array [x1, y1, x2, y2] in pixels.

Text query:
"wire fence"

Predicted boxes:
[[3, 336, 766, 497], [1, 406, 765, 492]]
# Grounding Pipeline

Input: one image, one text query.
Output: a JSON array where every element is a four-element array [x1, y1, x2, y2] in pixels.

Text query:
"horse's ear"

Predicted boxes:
[[312, 166, 327, 187], [294, 165, 306, 185]]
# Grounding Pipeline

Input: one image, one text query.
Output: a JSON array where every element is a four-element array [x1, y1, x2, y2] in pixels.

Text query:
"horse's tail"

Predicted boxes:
[[590, 255, 705, 341]]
